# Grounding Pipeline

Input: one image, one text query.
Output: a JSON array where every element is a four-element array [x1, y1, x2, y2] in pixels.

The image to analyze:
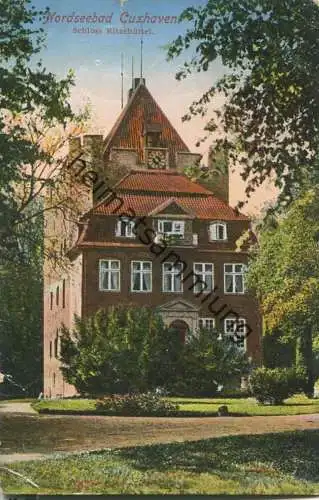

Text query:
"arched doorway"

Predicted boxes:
[[169, 320, 189, 343]]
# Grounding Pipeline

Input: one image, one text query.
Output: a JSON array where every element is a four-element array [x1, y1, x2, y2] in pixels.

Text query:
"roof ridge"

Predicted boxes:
[[130, 168, 184, 175], [116, 188, 210, 196], [103, 83, 142, 152]]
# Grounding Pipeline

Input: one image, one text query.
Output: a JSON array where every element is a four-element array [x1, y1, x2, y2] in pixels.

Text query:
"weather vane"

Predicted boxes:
[[118, 0, 128, 7]]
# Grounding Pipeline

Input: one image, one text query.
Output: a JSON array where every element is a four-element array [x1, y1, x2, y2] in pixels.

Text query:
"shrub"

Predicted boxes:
[[60, 307, 249, 398], [59, 307, 183, 396], [171, 330, 250, 397], [95, 392, 179, 416], [249, 367, 298, 404]]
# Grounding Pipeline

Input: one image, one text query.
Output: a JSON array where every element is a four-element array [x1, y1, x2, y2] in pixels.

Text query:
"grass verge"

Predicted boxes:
[[32, 394, 319, 416], [1, 430, 318, 494]]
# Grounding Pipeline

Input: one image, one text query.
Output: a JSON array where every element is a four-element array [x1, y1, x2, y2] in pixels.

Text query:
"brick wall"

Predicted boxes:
[[82, 246, 261, 361]]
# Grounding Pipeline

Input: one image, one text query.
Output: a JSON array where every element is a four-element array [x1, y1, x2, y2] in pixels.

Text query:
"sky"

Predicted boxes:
[[34, 0, 277, 215]]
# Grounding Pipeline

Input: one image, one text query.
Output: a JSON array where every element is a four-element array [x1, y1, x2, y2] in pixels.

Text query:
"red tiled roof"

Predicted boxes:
[[94, 193, 248, 221], [115, 169, 212, 194], [91, 170, 248, 221], [104, 83, 189, 167]]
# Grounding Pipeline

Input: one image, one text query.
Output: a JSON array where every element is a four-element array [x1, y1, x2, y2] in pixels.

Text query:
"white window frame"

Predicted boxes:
[[158, 220, 185, 237], [115, 217, 135, 238], [131, 261, 152, 293], [209, 221, 227, 241], [162, 262, 184, 293], [224, 263, 246, 294], [224, 317, 247, 351], [198, 317, 216, 331], [193, 263, 214, 294], [99, 259, 120, 292]]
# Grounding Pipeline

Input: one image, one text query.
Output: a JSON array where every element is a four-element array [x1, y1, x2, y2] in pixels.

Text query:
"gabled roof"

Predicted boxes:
[[104, 83, 189, 167], [157, 300, 200, 312], [148, 198, 196, 217], [93, 169, 249, 221], [94, 192, 248, 221]]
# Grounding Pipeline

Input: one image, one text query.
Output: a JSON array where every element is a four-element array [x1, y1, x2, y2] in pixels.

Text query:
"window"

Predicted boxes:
[[163, 262, 183, 292], [62, 279, 65, 308], [50, 292, 53, 310], [54, 332, 59, 358], [53, 372, 56, 387], [224, 317, 247, 350], [198, 318, 215, 331], [193, 263, 214, 294], [115, 218, 135, 238], [56, 286, 59, 306], [224, 263, 246, 294], [146, 132, 160, 147], [49, 341, 52, 359], [158, 220, 184, 237], [209, 222, 227, 241], [131, 261, 152, 292], [99, 260, 120, 291]]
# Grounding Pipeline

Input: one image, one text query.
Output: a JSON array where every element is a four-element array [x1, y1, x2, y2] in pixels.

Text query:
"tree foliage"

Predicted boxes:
[[247, 189, 319, 395], [0, 208, 43, 395], [59, 307, 183, 396], [172, 327, 250, 397], [0, 0, 89, 392], [167, 0, 319, 207], [0, 0, 88, 262], [59, 306, 249, 397]]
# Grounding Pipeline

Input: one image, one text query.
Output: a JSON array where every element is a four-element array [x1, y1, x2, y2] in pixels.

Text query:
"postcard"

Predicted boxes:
[[0, 0, 318, 497]]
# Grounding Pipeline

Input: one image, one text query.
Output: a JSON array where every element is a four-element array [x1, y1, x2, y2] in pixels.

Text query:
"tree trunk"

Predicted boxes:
[[296, 325, 314, 398]]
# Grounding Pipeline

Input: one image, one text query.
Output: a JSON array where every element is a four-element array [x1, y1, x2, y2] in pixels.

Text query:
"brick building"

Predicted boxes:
[[43, 78, 261, 398]]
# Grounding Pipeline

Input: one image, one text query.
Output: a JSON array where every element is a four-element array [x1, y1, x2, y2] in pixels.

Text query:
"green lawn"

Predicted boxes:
[[32, 394, 319, 416], [1, 430, 318, 494], [32, 398, 96, 412], [170, 394, 319, 416]]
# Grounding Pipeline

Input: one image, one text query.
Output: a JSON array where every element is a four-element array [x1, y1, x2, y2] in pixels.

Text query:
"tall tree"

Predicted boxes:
[[0, 1, 87, 392], [247, 189, 319, 396], [59, 307, 183, 396], [0, 208, 43, 395], [0, 0, 87, 261], [167, 0, 319, 207]]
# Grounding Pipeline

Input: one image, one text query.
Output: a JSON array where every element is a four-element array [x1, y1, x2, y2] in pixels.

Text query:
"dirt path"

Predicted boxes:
[[0, 402, 37, 415], [0, 412, 318, 463]]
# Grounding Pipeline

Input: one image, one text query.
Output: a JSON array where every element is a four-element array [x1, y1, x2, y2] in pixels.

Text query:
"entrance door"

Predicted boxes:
[[169, 320, 189, 343]]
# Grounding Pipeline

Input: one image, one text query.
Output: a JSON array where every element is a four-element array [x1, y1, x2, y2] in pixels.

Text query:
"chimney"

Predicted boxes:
[[67, 134, 104, 214], [128, 77, 146, 101], [82, 134, 104, 171]]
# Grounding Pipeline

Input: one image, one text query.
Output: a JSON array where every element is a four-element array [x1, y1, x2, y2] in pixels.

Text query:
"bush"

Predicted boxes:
[[59, 307, 183, 396], [171, 330, 250, 397], [249, 367, 298, 404], [95, 392, 179, 416], [60, 307, 250, 398]]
